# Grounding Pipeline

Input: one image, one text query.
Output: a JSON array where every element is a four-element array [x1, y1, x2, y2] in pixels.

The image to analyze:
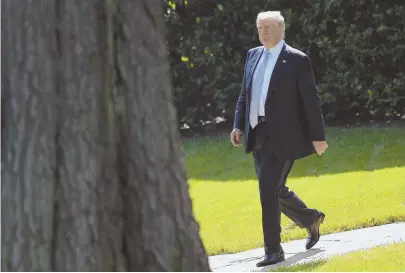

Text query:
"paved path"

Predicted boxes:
[[209, 222, 405, 272]]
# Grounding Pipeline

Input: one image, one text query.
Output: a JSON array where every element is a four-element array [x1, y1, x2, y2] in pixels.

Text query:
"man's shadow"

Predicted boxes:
[[256, 248, 325, 272]]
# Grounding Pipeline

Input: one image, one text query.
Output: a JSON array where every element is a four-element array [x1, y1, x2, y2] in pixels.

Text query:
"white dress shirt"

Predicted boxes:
[[257, 39, 284, 116]]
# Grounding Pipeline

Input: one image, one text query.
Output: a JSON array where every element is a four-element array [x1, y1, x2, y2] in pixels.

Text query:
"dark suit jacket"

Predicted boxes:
[[233, 43, 326, 160]]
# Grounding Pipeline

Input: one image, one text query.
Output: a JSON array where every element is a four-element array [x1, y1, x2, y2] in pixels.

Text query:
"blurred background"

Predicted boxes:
[[164, 0, 405, 136]]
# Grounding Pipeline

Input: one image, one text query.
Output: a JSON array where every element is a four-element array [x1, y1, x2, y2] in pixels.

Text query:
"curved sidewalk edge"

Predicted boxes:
[[209, 222, 405, 272]]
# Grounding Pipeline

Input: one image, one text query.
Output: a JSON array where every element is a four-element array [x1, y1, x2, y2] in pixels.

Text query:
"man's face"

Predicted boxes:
[[256, 18, 281, 47]]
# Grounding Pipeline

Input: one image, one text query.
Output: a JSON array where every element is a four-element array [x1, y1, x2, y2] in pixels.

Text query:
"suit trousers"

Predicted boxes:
[[251, 122, 319, 254]]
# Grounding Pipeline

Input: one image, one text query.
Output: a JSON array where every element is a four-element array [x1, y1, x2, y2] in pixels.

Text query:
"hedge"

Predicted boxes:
[[165, 0, 405, 128]]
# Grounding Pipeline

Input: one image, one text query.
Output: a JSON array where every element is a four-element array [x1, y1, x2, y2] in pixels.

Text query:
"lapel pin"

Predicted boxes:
[[282, 60, 286, 63]]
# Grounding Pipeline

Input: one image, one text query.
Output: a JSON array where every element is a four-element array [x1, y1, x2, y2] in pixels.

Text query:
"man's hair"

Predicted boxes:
[[256, 11, 285, 38]]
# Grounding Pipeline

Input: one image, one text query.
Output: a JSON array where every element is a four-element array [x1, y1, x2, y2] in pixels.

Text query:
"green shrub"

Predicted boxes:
[[166, 0, 405, 128]]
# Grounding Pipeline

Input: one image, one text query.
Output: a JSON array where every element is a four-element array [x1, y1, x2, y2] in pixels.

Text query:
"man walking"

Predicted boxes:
[[230, 11, 328, 267]]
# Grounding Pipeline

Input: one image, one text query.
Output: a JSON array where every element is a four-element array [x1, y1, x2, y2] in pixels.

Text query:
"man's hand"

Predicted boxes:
[[230, 128, 242, 147], [313, 141, 328, 155]]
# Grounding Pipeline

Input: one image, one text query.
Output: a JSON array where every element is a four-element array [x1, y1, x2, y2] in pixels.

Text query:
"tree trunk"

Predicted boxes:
[[1, 1, 58, 270], [1, 0, 210, 271]]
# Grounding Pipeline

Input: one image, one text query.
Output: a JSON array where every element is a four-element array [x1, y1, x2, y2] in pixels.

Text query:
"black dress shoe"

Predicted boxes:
[[256, 248, 285, 267], [306, 211, 325, 249]]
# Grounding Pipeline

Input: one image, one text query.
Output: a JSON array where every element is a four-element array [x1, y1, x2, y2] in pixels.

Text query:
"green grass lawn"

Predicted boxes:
[[182, 127, 405, 255], [270, 242, 405, 272]]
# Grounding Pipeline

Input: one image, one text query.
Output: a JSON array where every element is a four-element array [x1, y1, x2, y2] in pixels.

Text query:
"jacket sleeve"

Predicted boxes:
[[233, 51, 250, 131], [297, 55, 326, 141]]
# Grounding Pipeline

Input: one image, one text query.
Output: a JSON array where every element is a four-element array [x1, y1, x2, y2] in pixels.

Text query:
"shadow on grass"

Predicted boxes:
[[182, 127, 405, 181]]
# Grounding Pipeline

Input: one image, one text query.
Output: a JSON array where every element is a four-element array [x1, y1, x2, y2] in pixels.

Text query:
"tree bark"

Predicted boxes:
[[114, 0, 210, 271], [1, 0, 210, 271], [1, 1, 58, 271]]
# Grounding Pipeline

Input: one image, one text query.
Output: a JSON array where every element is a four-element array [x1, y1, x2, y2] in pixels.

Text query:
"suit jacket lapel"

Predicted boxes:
[[266, 44, 289, 102], [246, 48, 264, 104]]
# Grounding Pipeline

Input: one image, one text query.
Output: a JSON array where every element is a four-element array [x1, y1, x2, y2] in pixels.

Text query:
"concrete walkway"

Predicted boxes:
[[209, 222, 405, 272]]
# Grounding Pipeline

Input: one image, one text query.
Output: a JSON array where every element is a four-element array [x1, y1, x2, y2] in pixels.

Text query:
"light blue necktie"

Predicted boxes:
[[250, 50, 270, 128]]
